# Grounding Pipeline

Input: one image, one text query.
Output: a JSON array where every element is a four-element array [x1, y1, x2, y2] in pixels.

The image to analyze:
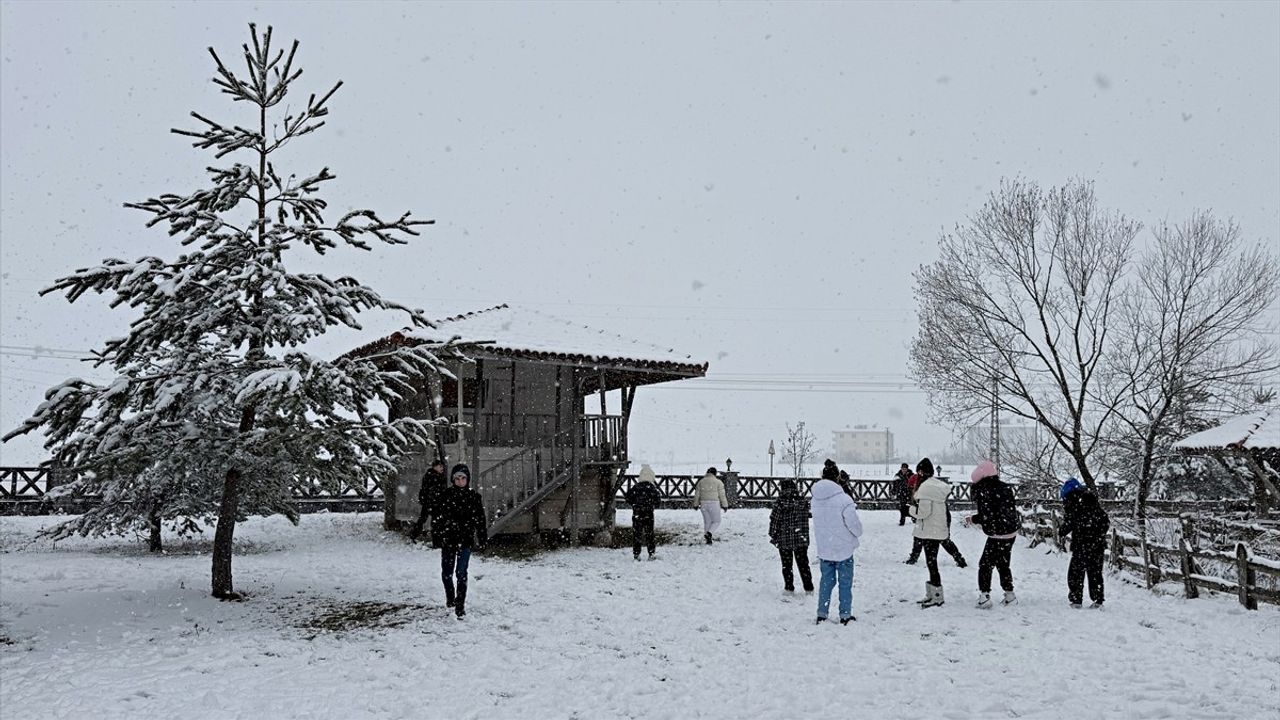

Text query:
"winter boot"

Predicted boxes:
[[633, 551, 641, 561], [647, 550, 656, 561], [1069, 602, 1082, 609], [921, 584, 945, 609], [954, 555, 968, 569], [904, 556, 918, 565], [455, 585, 467, 618], [1089, 601, 1104, 609], [976, 592, 992, 610], [444, 582, 456, 609], [1002, 591, 1018, 606], [704, 532, 713, 545], [917, 581, 933, 604]]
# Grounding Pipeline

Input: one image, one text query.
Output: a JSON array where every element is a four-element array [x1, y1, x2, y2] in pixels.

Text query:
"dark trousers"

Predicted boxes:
[[441, 544, 472, 602], [633, 515, 656, 556], [778, 546, 814, 591], [898, 502, 912, 525], [910, 536, 965, 564], [978, 537, 1015, 593], [921, 539, 942, 586], [1068, 542, 1106, 604]]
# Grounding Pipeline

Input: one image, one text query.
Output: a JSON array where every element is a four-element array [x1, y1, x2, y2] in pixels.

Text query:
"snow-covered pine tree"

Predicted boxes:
[[3, 24, 456, 598]]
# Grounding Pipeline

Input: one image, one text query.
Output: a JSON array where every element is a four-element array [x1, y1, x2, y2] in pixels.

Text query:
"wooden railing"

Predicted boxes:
[[1108, 519, 1280, 609], [1019, 503, 1280, 610], [580, 414, 624, 462]]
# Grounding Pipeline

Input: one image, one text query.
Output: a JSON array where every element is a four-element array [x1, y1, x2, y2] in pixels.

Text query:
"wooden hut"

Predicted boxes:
[[346, 304, 707, 539], [1173, 408, 1280, 512]]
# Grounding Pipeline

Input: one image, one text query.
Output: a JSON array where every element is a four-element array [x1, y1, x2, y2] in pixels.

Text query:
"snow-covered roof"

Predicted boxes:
[[347, 304, 708, 380], [1173, 408, 1280, 453]]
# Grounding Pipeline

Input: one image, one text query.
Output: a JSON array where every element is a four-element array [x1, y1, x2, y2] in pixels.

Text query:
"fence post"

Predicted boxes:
[[1109, 528, 1122, 569], [1235, 543, 1257, 610], [1140, 535, 1155, 589], [1179, 514, 1199, 600]]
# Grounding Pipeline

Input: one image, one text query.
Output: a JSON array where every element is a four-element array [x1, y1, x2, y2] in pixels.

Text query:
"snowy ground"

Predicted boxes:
[[3, 509, 1278, 720]]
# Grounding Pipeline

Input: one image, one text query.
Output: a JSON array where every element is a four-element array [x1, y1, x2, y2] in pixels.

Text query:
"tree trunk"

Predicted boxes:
[[211, 466, 242, 599], [147, 504, 163, 554]]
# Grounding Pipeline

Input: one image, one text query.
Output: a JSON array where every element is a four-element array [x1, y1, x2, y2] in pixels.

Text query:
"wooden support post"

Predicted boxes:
[[472, 359, 482, 494], [1179, 515, 1199, 600], [1236, 542, 1257, 610], [1109, 528, 1121, 569]]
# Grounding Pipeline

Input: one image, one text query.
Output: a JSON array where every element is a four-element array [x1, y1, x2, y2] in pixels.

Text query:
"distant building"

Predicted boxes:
[[833, 426, 895, 464]]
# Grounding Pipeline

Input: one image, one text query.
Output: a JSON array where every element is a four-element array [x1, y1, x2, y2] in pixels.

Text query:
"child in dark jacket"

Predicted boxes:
[[967, 460, 1020, 608], [1059, 478, 1110, 609], [769, 479, 814, 592]]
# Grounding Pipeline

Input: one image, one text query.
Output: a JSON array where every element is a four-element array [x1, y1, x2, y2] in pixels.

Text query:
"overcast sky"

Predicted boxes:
[[2, 1, 1278, 472]]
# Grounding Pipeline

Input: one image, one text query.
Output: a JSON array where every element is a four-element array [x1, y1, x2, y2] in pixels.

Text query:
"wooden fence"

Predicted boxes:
[[1019, 504, 1280, 610], [1, 466, 383, 514]]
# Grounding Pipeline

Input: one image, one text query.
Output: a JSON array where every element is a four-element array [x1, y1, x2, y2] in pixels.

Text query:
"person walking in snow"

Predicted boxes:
[[810, 472, 864, 624], [911, 458, 954, 608], [409, 458, 448, 542], [904, 459, 967, 568], [1059, 478, 1110, 609], [966, 460, 1020, 609], [625, 464, 662, 560], [693, 467, 729, 544], [892, 463, 913, 526], [432, 463, 487, 618], [769, 478, 814, 593]]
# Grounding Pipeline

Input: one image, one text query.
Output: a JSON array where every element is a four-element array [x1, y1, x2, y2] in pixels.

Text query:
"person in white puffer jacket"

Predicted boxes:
[[912, 466, 954, 609], [810, 468, 864, 625]]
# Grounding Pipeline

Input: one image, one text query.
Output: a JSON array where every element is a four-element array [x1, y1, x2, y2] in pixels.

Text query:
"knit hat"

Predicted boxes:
[[821, 463, 840, 481], [916, 457, 934, 479], [970, 460, 998, 484], [450, 464, 471, 485], [1060, 477, 1083, 499]]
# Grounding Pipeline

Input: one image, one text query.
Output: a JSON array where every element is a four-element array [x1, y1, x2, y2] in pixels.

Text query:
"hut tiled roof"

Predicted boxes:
[[1173, 408, 1280, 453], [346, 304, 708, 377]]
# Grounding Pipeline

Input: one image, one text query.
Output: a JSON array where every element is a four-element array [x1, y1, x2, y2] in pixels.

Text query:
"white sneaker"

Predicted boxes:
[[1001, 591, 1018, 606], [976, 593, 992, 610], [1069, 602, 1083, 609]]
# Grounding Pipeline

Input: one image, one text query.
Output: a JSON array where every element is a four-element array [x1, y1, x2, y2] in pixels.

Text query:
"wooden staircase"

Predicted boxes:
[[480, 415, 627, 537], [481, 427, 577, 537]]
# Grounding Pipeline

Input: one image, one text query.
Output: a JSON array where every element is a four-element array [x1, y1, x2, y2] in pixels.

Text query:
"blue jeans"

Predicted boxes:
[[817, 556, 855, 620], [441, 545, 472, 599]]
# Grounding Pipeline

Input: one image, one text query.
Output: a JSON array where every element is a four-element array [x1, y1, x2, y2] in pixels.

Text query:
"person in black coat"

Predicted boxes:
[[769, 479, 814, 592], [625, 464, 662, 560], [892, 463, 913, 525], [1059, 478, 1110, 608], [966, 460, 1020, 608], [432, 463, 487, 618], [409, 459, 448, 541]]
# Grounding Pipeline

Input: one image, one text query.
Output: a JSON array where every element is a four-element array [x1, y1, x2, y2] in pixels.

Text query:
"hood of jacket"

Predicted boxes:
[[810, 478, 848, 503], [637, 464, 657, 485]]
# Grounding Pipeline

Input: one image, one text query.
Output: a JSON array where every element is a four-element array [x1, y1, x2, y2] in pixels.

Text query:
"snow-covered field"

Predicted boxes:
[[3, 509, 1278, 720]]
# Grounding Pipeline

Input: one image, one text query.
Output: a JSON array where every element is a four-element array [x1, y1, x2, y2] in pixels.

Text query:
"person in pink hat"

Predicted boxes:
[[966, 460, 1020, 609]]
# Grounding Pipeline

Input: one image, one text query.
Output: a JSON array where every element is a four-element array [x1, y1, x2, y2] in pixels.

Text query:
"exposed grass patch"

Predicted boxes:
[[301, 600, 426, 635]]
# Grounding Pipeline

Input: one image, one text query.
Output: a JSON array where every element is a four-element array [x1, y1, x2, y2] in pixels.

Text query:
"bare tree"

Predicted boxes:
[[911, 179, 1141, 488], [1109, 212, 1279, 531], [781, 421, 818, 478]]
